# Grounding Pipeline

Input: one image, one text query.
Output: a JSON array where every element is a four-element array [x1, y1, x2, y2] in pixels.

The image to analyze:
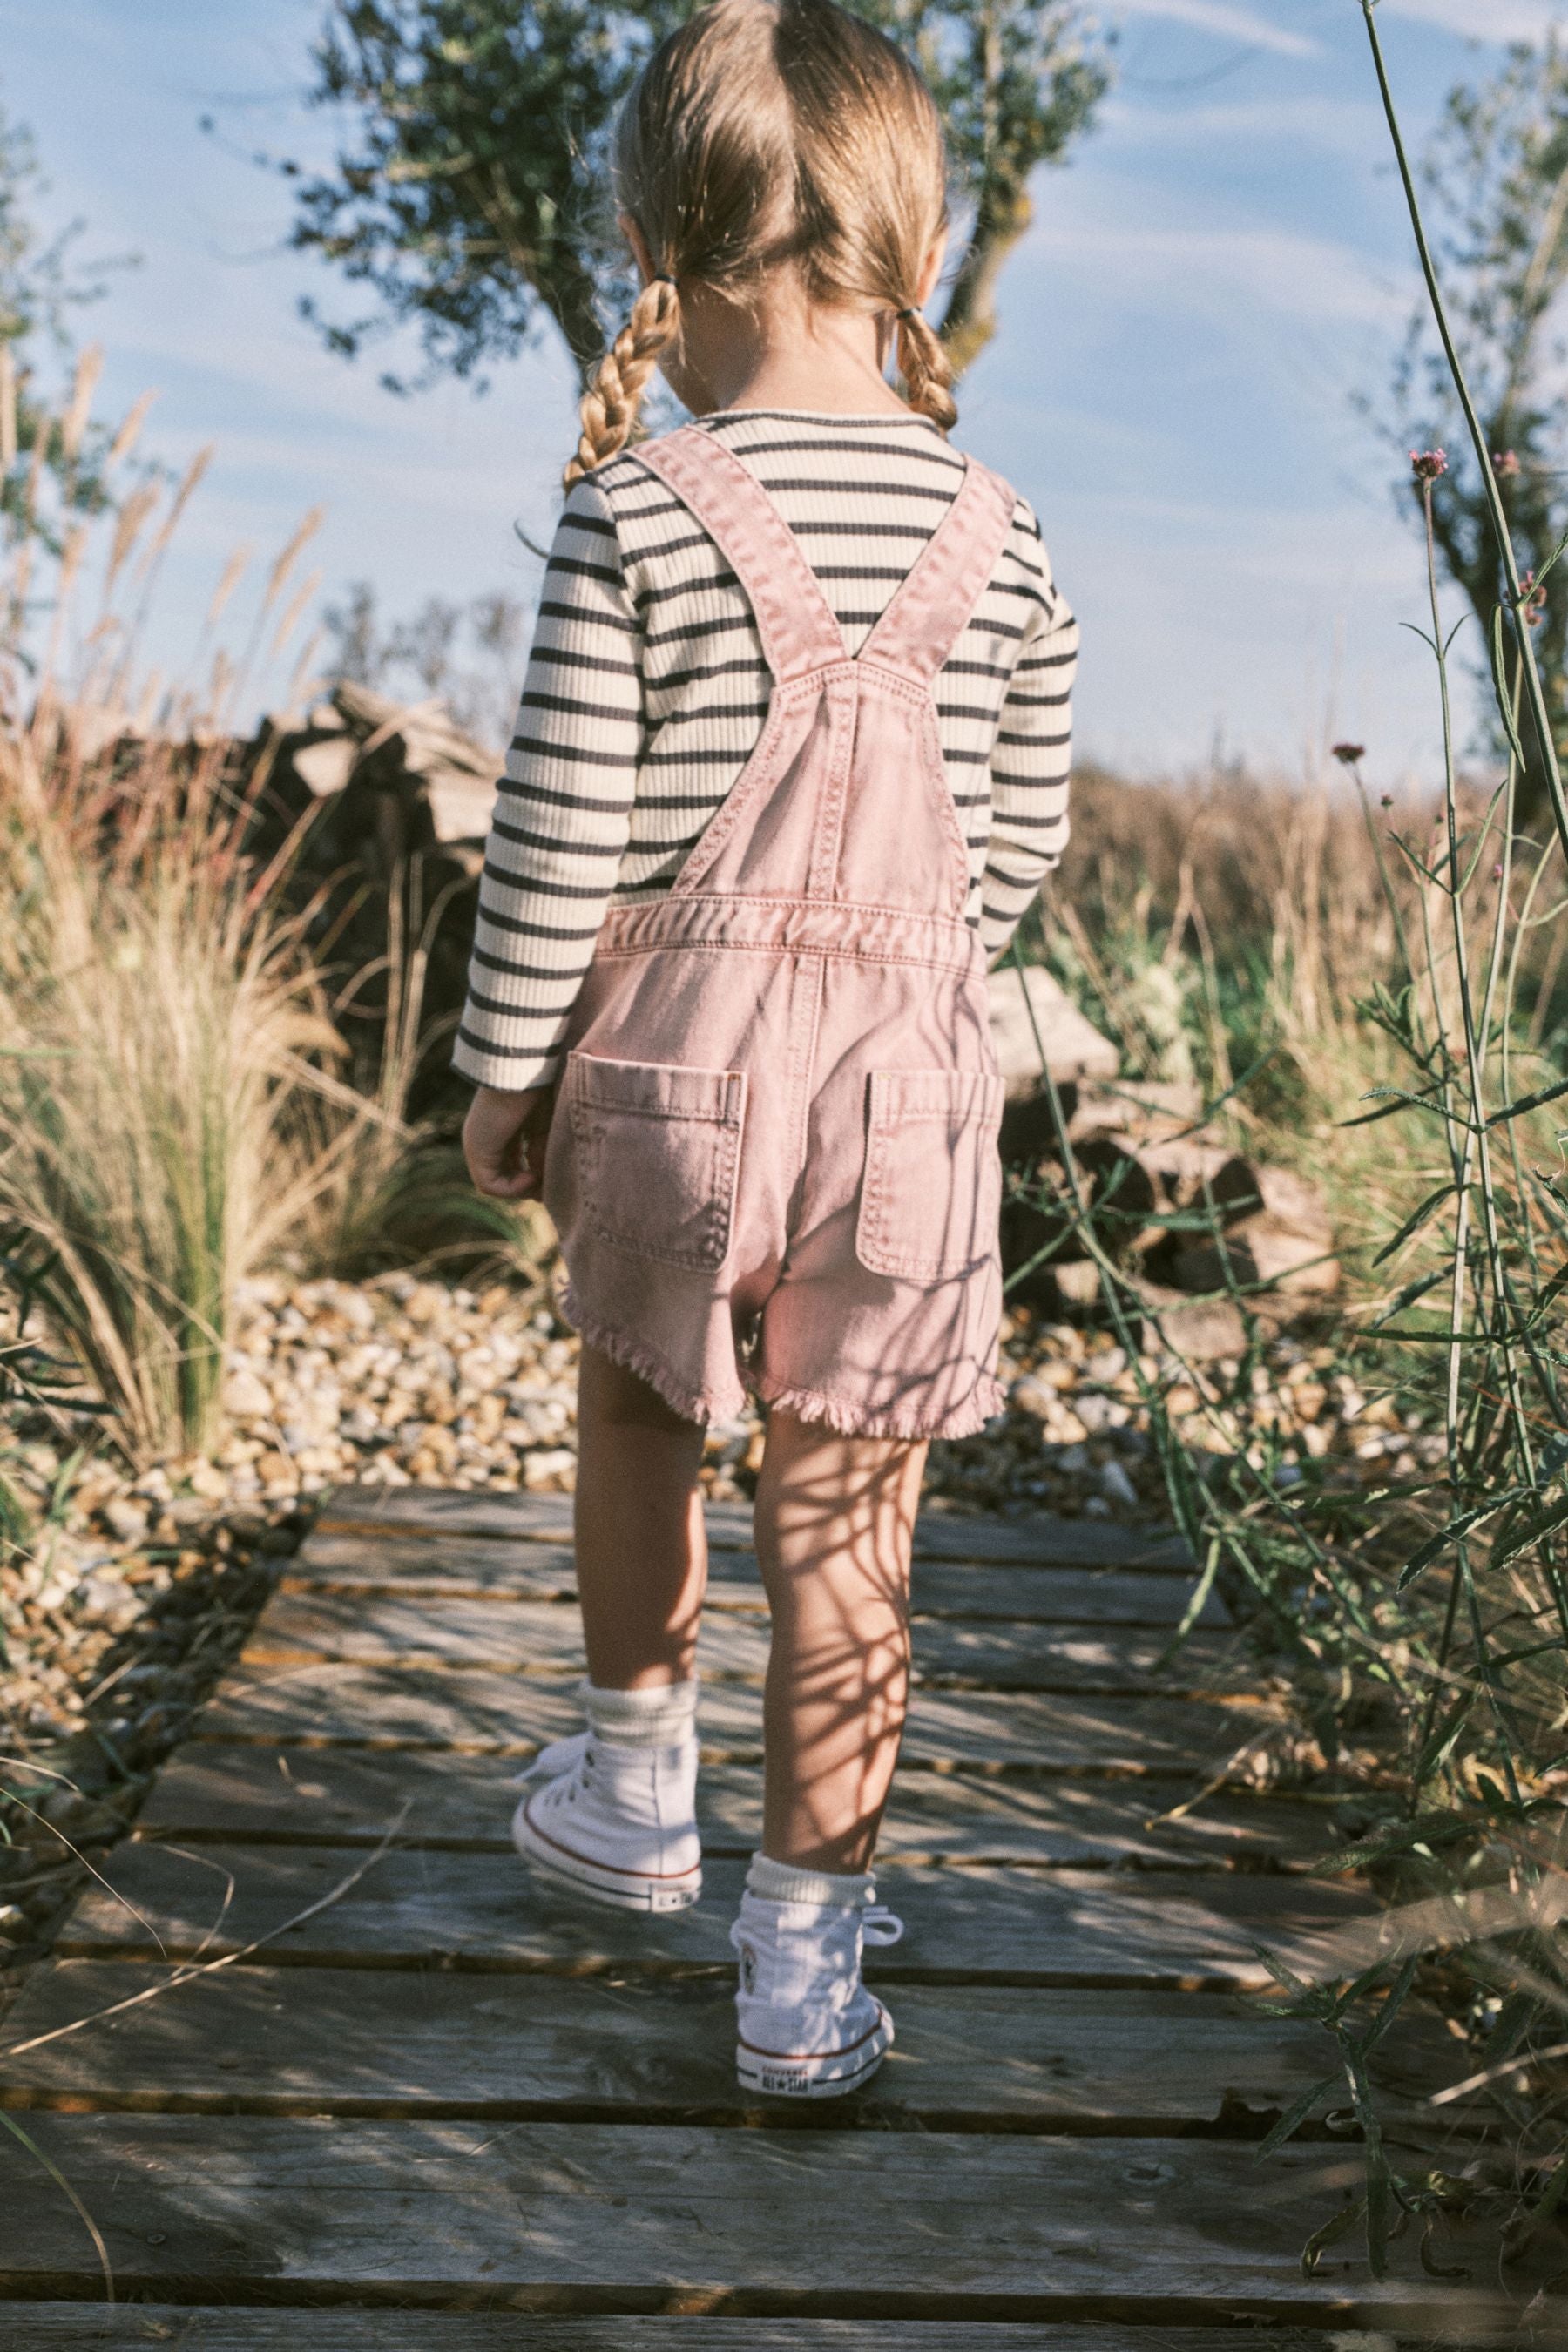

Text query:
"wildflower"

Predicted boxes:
[[1381, 794, 1394, 808], [1331, 741, 1365, 766], [1519, 570, 1548, 627], [1492, 449, 1521, 480], [1409, 448, 1448, 483], [1493, 862, 1504, 880]]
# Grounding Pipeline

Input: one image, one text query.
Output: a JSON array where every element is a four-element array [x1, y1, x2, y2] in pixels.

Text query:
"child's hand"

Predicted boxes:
[[463, 1085, 554, 1200]]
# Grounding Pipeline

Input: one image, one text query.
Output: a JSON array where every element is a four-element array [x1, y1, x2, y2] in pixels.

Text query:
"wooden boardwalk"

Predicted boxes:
[[0, 1489, 1529, 2343]]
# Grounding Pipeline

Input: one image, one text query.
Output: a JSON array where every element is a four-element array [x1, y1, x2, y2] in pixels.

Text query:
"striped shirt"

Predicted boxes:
[[455, 408, 1076, 1092]]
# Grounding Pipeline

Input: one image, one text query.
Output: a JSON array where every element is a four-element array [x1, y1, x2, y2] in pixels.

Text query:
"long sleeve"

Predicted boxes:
[[979, 507, 1076, 961], [453, 478, 644, 1092]]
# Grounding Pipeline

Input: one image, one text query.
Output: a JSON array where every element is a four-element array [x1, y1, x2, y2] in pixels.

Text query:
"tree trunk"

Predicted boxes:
[[941, 185, 1033, 380]]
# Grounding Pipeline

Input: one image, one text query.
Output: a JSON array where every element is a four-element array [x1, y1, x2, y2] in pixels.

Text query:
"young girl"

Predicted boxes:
[[458, 0, 1075, 2099]]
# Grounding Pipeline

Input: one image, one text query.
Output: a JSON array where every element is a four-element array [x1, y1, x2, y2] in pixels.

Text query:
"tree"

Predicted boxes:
[[275, 0, 1107, 389], [0, 101, 125, 557], [1388, 37, 1568, 828]]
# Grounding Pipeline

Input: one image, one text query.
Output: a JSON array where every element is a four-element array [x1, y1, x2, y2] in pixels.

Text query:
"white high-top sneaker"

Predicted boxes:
[[510, 1678, 701, 1913], [730, 1855, 904, 2098]]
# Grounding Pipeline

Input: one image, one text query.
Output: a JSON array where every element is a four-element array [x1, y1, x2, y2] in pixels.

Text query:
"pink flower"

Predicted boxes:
[[1409, 449, 1448, 483], [1519, 570, 1548, 627], [1381, 794, 1394, 808], [1332, 741, 1365, 766], [1492, 449, 1521, 480], [1493, 862, 1504, 880]]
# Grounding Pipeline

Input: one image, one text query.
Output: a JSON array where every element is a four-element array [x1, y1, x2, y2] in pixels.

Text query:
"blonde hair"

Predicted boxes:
[[564, 0, 954, 487]]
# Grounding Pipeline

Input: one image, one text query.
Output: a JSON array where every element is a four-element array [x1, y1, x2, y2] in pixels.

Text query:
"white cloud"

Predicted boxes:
[[1103, 94, 1379, 155], [1380, 0, 1565, 36], [1111, 0, 1320, 58]]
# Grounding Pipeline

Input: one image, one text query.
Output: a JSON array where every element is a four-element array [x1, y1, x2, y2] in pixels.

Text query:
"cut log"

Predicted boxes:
[[1175, 1213, 1341, 1300], [988, 964, 1119, 1096]]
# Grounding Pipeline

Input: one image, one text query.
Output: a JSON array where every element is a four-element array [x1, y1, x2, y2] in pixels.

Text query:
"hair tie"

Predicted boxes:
[[896, 306, 919, 321], [653, 272, 677, 287]]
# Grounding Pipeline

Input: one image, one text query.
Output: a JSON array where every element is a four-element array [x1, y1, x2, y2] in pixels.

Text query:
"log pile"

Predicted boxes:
[[989, 969, 1338, 1358]]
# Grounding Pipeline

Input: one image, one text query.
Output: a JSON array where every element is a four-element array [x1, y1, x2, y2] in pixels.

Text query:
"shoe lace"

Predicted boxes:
[[512, 1730, 593, 1799], [727, 1902, 906, 1955]]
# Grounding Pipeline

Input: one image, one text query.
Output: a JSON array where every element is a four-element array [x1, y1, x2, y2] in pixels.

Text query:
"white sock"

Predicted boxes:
[[583, 1676, 698, 1750], [747, 1851, 875, 1909]]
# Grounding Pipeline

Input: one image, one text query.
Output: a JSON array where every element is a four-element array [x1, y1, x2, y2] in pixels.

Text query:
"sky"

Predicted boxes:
[[3, 0, 1562, 780]]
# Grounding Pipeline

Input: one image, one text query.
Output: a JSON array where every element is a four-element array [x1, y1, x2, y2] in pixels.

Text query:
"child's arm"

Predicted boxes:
[[454, 476, 644, 1098], [979, 503, 1077, 962]]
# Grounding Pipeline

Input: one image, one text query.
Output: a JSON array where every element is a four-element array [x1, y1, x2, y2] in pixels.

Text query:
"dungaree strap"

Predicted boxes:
[[636, 429, 848, 683], [858, 457, 1017, 686]]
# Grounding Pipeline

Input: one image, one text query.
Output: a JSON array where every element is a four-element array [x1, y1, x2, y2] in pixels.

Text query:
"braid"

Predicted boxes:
[[896, 309, 957, 433], [564, 277, 681, 489]]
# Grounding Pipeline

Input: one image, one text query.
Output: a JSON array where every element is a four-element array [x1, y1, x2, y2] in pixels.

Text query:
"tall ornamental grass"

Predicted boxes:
[[0, 354, 355, 1463], [0, 727, 335, 1460]]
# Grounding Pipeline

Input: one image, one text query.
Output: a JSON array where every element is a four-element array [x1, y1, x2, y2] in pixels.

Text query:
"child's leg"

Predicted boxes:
[[573, 1342, 708, 1688], [753, 1411, 926, 1876]]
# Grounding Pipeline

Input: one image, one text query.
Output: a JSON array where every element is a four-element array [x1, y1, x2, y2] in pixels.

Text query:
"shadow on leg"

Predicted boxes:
[[753, 1409, 926, 1874]]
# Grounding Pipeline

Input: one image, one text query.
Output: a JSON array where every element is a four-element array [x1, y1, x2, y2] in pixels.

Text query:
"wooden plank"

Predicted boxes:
[[240, 1594, 1231, 1686], [194, 1665, 1273, 1770], [289, 1533, 1225, 1628], [319, 1485, 1193, 1570], [1, 2315, 1529, 2352], [0, 1963, 1443, 2133], [57, 1836, 1372, 1989], [0, 2115, 1518, 2325], [139, 1741, 1338, 1870]]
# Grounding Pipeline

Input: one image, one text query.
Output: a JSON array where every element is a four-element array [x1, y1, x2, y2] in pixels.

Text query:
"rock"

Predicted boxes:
[[1143, 1293, 1249, 1362], [1053, 1260, 1102, 1308], [1098, 1459, 1139, 1508], [987, 965, 1119, 1098], [1209, 1162, 1334, 1244], [522, 1447, 577, 1491], [1009, 1377, 1058, 1420], [101, 1497, 150, 1544], [1068, 1079, 1206, 1143], [222, 1369, 274, 1420]]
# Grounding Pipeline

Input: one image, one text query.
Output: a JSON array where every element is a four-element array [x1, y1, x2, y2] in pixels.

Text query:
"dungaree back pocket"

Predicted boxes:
[[855, 1068, 1006, 1283], [568, 1052, 747, 1272]]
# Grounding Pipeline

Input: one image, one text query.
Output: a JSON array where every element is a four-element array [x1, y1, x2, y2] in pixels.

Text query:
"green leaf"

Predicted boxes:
[[1369, 1267, 1450, 1328], [1373, 1181, 1458, 1267], [1301, 2197, 1365, 2276], [1486, 1071, 1568, 1128], [1360, 1953, 1421, 2056], [1538, 1430, 1568, 1485], [1414, 1691, 1476, 1783], [1396, 1484, 1533, 1588], [1258, 2071, 1340, 2159], [1491, 1490, 1568, 1570]]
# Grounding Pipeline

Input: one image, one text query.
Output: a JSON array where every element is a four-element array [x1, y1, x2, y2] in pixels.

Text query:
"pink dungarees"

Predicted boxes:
[[542, 422, 1018, 1440]]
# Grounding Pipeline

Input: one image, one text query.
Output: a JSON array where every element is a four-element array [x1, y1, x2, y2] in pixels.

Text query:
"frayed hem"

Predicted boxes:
[[564, 1290, 747, 1429], [752, 1373, 1008, 1444]]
